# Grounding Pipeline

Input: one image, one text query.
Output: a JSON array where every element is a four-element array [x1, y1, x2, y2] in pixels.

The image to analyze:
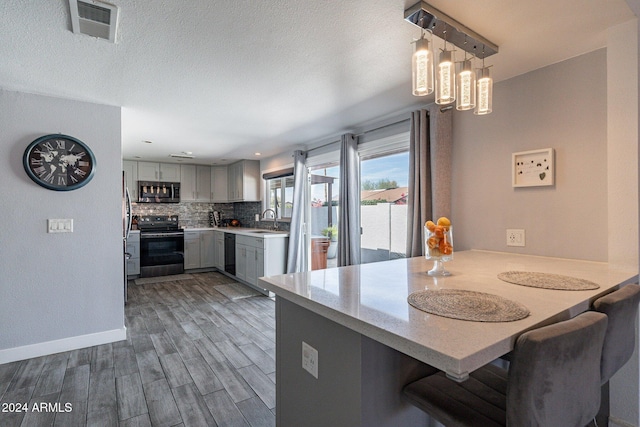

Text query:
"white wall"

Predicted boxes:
[[609, 14, 640, 427], [451, 49, 609, 261], [608, 19, 639, 271], [0, 89, 125, 363]]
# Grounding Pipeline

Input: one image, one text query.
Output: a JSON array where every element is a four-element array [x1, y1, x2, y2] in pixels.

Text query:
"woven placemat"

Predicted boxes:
[[407, 289, 530, 322], [497, 271, 600, 291]]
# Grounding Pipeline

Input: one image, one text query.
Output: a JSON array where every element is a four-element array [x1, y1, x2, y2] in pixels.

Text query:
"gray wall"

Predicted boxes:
[[0, 89, 124, 361], [451, 49, 608, 261]]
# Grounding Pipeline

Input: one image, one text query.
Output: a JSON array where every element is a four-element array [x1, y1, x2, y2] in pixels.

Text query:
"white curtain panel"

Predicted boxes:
[[338, 133, 361, 266], [286, 150, 308, 273]]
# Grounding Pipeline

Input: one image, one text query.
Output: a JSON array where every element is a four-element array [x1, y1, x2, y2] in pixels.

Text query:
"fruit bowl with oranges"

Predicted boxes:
[[425, 217, 453, 276]]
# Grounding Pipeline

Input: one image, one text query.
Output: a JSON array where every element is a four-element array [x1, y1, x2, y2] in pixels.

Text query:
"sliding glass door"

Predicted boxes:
[[360, 151, 409, 264], [309, 164, 340, 270]]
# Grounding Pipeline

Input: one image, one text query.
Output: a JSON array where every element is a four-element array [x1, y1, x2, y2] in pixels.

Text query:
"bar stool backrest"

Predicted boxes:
[[506, 311, 608, 427], [593, 284, 640, 384]]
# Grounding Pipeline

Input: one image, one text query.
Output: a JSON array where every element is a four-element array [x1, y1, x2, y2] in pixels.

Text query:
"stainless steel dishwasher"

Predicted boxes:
[[224, 233, 236, 275]]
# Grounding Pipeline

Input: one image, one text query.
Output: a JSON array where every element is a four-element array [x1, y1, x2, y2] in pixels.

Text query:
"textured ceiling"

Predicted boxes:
[[0, 0, 635, 164]]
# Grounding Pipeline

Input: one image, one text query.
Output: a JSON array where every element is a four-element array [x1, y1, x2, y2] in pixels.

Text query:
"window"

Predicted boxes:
[[264, 168, 294, 220], [267, 176, 294, 219]]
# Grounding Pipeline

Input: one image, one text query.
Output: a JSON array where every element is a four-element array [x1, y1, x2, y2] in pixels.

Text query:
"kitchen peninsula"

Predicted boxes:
[[183, 227, 288, 295], [258, 250, 638, 427]]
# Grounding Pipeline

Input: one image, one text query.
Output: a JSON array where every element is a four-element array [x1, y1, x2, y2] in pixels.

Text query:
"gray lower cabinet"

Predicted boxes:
[[235, 235, 287, 289], [184, 231, 200, 270], [213, 230, 225, 270], [200, 230, 215, 268], [126, 232, 140, 276], [184, 230, 216, 270]]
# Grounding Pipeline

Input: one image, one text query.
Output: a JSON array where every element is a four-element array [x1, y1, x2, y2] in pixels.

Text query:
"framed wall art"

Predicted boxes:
[[512, 148, 554, 187]]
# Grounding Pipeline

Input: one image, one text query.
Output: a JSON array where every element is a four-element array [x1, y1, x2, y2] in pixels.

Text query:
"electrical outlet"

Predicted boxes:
[[302, 341, 318, 379], [506, 229, 525, 247]]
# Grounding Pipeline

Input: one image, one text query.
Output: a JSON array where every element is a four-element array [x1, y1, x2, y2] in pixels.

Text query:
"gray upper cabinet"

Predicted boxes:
[[211, 166, 228, 202], [181, 165, 211, 202], [125, 160, 259, 204], [138, 162, 181, 182], [123, 160, 138, 201], [227, 160, 260, 202]]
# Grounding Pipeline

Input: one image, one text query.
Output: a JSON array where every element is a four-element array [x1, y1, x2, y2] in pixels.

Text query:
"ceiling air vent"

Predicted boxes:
[[169, 154, 195, 160], [69, 0, 119, 42]]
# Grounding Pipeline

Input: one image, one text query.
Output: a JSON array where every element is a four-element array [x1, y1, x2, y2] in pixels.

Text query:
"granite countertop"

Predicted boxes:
[[258, 250, 637, 379], [182, 227, 289, 238]]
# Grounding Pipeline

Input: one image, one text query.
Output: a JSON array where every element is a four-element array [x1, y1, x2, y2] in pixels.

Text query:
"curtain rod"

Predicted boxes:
[[305, 117, 412, 155], [356, 117, 410, 138]]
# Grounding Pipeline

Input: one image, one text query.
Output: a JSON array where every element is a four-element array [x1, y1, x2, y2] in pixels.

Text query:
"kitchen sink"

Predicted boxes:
[[250, 230, 276, 234]]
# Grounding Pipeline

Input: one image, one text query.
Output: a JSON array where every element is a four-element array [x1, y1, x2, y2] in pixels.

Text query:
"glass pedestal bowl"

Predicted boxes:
[[425, 225, 453, 276]]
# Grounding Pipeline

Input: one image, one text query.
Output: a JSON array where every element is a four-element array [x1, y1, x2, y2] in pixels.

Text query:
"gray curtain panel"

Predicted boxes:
[[286, 150, 308, 273], [338, 133, 361, 266], [406, 106, 453, 257], [406, 109, 432, 257], [429, 104, 453, 221]]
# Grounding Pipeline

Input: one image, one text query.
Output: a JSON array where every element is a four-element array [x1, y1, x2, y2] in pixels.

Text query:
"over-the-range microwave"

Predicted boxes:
[[138, 181, 180, 203]]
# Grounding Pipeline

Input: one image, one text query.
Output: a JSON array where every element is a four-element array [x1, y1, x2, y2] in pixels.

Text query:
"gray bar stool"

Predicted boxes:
[[593, 284, 640, 426], [403, 311, 608, 427]]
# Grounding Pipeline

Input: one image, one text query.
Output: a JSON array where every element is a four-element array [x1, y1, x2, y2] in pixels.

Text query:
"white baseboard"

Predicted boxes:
[[0, 327, 127, 364], [609, 416, 638, 427]]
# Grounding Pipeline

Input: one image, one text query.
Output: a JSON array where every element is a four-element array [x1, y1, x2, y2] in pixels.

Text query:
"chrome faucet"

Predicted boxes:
[[261, 209, 279, 230]]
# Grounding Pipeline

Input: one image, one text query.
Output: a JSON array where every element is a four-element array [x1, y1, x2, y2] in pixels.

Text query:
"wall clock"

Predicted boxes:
[[23, 134, 96, 191]]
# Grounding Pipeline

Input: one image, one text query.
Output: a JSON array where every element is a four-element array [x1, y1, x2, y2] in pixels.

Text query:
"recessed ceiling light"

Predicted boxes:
[[169, 153, 195, 159], [182, 151, 192, 155], [255, 152, 261, 156]]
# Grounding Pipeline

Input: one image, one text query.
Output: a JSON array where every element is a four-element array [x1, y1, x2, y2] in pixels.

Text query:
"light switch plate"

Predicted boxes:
[[48, 219, 73, 233], [302, 341, 318, 379]]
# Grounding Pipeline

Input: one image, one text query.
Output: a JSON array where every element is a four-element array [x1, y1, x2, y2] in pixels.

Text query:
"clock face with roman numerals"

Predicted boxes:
[[23, 134, 96, 191]]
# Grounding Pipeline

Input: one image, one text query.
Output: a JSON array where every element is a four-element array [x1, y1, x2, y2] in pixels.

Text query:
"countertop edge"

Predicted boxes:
[[180, 227, 289, 238]]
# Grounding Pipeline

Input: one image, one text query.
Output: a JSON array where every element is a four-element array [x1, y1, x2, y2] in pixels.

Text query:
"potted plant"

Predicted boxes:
[[322, 225, 338, 259]]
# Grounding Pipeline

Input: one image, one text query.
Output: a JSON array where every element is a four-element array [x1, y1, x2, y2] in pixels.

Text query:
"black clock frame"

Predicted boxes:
[[23, 134, 97, 191]]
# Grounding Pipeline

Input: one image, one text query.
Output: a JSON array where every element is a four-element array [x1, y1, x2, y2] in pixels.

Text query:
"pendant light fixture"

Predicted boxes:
[[405, 1, 498, 114], [475, 55, 493, 115], [456, 40, 475, 111], [435, 42, 455, 105], [412, 31, 434, 96]]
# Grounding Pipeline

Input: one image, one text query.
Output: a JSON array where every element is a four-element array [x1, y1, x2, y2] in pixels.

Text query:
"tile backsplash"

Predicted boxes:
[[131, 201, 290, 231]]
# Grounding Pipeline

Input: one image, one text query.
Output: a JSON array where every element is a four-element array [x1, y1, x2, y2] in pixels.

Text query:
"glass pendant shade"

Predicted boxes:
[[436, 49, 455, 105], [474, 67, 493, 115], [456, 59, 476, 110], [412, 37, 433, 96]]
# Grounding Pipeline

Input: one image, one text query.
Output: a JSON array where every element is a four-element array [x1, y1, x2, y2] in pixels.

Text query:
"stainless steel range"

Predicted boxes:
[[138, 215, 184, 277]]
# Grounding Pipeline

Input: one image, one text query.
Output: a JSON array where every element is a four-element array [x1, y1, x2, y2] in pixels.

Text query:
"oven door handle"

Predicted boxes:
[[141, 232, 184, 238]]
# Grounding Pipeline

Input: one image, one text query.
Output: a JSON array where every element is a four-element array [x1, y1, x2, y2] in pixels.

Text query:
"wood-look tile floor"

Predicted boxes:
[[0, 272, 276, 427]]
